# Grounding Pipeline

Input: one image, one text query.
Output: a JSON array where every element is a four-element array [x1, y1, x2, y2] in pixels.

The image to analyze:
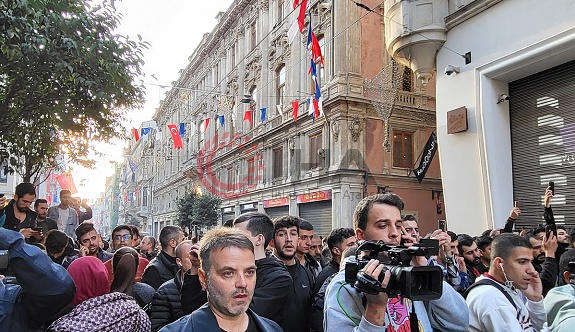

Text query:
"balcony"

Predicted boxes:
[[137, 205, 149, 218]]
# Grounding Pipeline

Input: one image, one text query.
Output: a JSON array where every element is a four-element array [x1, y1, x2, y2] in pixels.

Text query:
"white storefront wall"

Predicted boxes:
[[436, 0, 575, 235]]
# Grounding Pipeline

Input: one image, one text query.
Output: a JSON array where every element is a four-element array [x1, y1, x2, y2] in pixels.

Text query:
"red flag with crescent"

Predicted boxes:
[[56, 172, 78, 194], [167, 124, 184, 149]]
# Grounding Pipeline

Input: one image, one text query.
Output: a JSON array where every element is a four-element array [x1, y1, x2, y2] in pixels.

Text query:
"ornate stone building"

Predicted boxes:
[[148, 0, 444, 236]]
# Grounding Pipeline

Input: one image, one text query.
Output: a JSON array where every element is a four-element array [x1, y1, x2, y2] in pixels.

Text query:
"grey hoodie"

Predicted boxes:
[[324, 258, 469, 332]]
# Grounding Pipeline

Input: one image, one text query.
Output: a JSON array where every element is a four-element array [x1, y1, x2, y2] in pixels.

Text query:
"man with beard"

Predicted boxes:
[[0, 182, 41, 244], [75, 222, 112, 263], [557, 225, 570, 248], [524, 230, 558, 296], [233, 212, 292, 327], [476, 236, 493, 272], [159, 228, 282, 332], [34, 199, 57, 235], [458, 234, 486, 284], [271, 215, 314, 332], [70, 197, 93, 223]]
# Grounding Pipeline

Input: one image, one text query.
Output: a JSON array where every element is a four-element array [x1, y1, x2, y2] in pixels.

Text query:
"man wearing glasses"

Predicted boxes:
[[104, 224, 150, 283]]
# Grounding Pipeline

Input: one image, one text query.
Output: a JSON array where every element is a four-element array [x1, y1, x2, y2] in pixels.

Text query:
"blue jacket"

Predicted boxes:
[[0, 228, 76, 331], [159, 303, 282, 332]]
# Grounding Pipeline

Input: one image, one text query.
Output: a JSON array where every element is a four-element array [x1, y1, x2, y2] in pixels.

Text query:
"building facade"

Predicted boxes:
[[146, 0, 444, 237], [389, 0, 575, 235]]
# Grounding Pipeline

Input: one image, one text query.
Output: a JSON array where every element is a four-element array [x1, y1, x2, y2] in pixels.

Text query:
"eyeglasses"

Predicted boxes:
[[113, 234, 132, 241]]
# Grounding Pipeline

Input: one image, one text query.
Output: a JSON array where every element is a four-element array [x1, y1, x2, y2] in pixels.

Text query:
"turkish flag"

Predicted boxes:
[[243, 110, 253, 126], [167, 124, 184, 149], [56, 173, 78, 194]]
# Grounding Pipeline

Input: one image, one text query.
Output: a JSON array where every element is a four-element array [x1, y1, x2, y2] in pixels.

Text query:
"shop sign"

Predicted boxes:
[[263, 197, 289, 208], [296, 190, 332, 203]]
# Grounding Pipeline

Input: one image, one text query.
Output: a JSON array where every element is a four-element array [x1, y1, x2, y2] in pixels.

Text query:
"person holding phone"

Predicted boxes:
[[0, 183, 41, 244]]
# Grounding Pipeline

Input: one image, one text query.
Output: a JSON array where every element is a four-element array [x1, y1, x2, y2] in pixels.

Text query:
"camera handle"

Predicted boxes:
[[354, 271, 388, 295]]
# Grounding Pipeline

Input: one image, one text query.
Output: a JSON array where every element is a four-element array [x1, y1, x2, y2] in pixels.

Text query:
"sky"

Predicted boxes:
[[73, 0, 234, 199]]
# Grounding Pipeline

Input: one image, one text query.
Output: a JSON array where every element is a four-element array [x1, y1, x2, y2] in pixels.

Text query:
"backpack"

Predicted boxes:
[[463, 278, 518, 312]]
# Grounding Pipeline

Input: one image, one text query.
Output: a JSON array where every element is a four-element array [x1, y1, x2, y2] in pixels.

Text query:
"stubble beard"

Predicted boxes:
[[206, 278, 250, 317]]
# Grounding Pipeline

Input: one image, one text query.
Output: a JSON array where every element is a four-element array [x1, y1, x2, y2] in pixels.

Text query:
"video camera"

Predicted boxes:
[[0, 249, 17, 284], [344, 239, 443, 301]]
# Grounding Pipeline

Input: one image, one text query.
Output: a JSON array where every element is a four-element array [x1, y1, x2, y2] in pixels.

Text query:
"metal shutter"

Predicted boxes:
[[298, 201, 333, 238], [510, 59, 575, 229], [265, 206, 290, 221]]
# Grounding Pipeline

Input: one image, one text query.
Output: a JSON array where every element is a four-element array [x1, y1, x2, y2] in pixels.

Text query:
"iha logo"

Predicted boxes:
[[196, 131, 263, 198]]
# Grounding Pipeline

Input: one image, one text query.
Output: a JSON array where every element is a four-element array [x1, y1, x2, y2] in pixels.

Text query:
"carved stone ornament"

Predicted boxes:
[[331, 119, 340, 142], [288, 136, 295, 156], [349, 117, 362, 142], [258, 0, 269, 12]]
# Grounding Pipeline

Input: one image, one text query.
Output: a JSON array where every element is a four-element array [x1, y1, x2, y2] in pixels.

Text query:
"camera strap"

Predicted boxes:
[[410, 303, 420, 332]]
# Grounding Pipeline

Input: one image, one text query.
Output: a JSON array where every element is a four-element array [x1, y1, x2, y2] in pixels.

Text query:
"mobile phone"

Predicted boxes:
[[514, 201, 519, 208], [546, 223, 557, 238], [438, 220, 447, 232], [549, 181, 555, 195], [0, 193, 4, 198]]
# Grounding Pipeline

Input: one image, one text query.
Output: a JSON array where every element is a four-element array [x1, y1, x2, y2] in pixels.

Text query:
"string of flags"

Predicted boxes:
[[129, 1, 324, 149]]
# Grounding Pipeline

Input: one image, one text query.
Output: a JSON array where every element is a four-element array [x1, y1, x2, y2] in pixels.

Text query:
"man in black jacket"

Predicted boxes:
[[0, 182, 41, 244], [310, 227, 356, 332], [270, 215, 314, 332], [142, 225, 184, 289], [34, 199, 58, 235], [233, 212, 292, 327], [525, 229, 558, 296], [159, 228, 281, 332], [150, 240, 193, 331]]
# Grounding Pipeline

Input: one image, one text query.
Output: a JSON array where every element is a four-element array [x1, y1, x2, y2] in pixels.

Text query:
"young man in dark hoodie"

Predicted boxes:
[[271, 215, 314, 332], [233, 212, 292, 327]]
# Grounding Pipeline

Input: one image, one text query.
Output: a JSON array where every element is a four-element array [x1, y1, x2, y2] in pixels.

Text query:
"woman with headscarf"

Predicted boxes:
[[48, 256, 151, 332], [110, 246, 155, 311]]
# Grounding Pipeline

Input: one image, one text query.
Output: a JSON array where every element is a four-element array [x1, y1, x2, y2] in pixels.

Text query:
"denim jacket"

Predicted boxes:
[[0, 228, 76, 331]]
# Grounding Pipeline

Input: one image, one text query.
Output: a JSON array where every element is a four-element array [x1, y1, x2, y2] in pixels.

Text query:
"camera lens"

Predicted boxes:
[[411, 273, 429, 291]]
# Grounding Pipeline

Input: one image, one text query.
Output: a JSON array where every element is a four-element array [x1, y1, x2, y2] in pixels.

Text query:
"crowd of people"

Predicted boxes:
[[1, 181, 575, 332]]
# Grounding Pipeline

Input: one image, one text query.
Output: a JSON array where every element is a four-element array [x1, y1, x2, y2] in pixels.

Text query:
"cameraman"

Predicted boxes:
[[545, 249, 575, 331], [324, 194, 468, 331], [0, 227, 76, 330]]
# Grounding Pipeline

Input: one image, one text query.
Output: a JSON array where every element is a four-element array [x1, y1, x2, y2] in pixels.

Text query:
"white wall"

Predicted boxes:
[[436, 0, 575, 235]]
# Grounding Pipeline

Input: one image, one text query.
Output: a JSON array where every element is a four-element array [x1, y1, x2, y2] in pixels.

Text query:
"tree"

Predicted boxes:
[[0, 0, 148, 181], [177, 191, 222, 231]]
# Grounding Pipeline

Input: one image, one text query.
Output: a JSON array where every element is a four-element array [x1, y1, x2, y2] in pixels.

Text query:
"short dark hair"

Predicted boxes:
[[299, 220, 314, 231], [326, 228, 355, 251], [34, 198, 48, 208], [491, 233, 532, 261], [112, 225, 133, 237], [59, 189, 71, 197], [456, 234, 475, 255], [129, 225, 140, 239], [272, 215, 302, 236], [476, 236, 493, 251], [523, 232, 540, 242], [45, 230, 70, 254], [353, 194, 404, 231], [233, 212, 274, 248], [446, 231, 457, 242], [75, 222, 96, 240], [159, 225, 182, 249], [559, 249, 575, 276], [403, 214, 417, 223], [15, 182, 36, 198], [481, 229, 493, 237], [199, 227, 254, 275], [557, 225, 567, 232]]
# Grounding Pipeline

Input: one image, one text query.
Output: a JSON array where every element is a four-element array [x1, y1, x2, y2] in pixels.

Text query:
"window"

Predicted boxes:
[[142, 187, 148, 206], [248, 158, 255, 185], [231, 44, 236, 67], [273, 148, 283, 179], [318, 35, 325, 84], [276, 65, 286, 107], [250, 22, 257, 50], [277, 0, 284, 23], [309, 133, 322, 169], [393, 131, 413, 168], [227, 166, 234, 190]]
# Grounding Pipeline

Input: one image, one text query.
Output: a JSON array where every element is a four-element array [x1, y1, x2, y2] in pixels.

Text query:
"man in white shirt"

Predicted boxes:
[[47, 190, 79, 239], [465, 233, 546, 332]]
